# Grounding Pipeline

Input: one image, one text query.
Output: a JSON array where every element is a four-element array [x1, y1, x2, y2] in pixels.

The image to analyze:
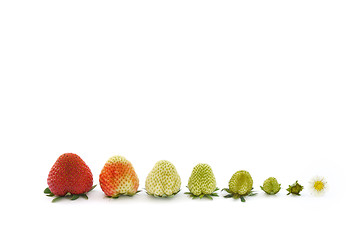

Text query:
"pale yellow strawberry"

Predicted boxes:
[[145, 160, 181, 197]]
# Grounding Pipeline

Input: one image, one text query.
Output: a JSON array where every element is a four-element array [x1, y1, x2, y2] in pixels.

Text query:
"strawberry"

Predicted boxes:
[[222, 170, 257, 202], [99, 155, 140, 197], [44, 153, 95, 202], [185, 163, 219, 200], [145, 160, 181, 197]]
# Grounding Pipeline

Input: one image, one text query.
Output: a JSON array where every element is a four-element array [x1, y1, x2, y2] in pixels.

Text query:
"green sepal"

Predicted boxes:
[[184, 186, 219, 200], [205, 195, 213, 200], [70, 195, 80, 200], [80, 194, 88, 200], [248, 192, 257, 196], [44, 188, 51, 194], [52, 196, 63, 203], [222, 188, 257, 202], [44, 185, 97, 202]]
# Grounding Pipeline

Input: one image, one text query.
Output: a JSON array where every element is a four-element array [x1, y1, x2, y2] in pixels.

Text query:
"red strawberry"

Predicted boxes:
[[45, 153, 95, 202]]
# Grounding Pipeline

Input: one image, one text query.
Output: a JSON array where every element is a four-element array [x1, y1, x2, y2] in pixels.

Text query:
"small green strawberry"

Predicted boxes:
[[260, 177, 281, 195], [222, 170, 256, 202], [145, 160, 181, 197], [286, 180, 304, 195], [185, 163, 219, 200]]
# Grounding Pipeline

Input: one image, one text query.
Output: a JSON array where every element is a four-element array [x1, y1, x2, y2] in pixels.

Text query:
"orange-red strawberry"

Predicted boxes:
[[99, 155, 139, 197], [45, 153, 95, 202]]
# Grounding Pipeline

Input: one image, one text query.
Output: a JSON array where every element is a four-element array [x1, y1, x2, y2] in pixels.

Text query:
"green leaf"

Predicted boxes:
[[214, 187, 219, 191], [184, 192, 191, 195], [210, 193, 219, 197], [224, 194, 233, 198], [205, 195, 213, 200], [240, 196, 246, 202], [88, 185, 97, 192], [44, 188, 51, 194], [70, 195, 80, 200], [46, 193, 54, 197], [80, 194, 88, 200], [199, 194, 204, 199], [52, 196, 63, 203]]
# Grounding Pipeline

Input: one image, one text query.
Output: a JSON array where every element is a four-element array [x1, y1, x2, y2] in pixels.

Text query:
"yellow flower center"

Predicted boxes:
[[314, 181, 324, 191]]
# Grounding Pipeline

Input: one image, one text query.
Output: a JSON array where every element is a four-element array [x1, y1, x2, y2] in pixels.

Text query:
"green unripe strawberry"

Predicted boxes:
[[260, 177, 281, 195], [185, 163, 218, 199], [286, 180, 304, 195], [223, 170, 256, 202], [145, 160, 181, 197], [229, 170, 253, 195]]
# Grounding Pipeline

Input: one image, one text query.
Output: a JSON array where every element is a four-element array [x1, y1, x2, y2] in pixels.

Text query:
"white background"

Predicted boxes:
[[0, 1, 360, 239]]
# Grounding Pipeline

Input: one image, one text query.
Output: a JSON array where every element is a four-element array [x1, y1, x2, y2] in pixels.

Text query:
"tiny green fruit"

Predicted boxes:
[[286, 180, 304, 195], [260, 177, 281, 195]]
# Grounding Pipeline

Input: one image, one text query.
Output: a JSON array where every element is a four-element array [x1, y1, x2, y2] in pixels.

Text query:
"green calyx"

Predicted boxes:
[[44, 185, 97, 203], [184, 187, 219, 200], [222, 188, 257, 202], [286, 181, 304, 196], [260, 177, 281, 195]]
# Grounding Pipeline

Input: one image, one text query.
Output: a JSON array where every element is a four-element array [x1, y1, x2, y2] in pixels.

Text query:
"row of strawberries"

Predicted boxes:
[[45, 153, 326, 202]]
